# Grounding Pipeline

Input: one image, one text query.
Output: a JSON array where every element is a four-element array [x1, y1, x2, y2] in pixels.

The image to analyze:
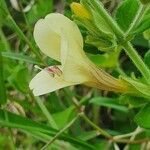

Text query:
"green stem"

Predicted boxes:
[[87, 0, 124, 37], [123, 42, 150, 83], [71, 97, 112, 139], [80, 113, 112, 139], [123, 127, 144, 150], [41, 115, 79, 150], [114, 127, 144, 140]]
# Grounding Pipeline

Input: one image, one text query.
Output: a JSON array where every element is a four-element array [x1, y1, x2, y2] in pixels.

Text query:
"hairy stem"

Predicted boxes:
[[41, 115, 79, 150], [123, 42, 150, 83], [87, 0, 124, 37], [88, 0, 150, 83], [72, 98, 112, 139], [80, 113, 112, 139]]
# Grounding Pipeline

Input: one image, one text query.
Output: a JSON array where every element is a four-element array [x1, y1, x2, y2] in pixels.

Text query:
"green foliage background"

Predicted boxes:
[[0, 0, 150, 149]]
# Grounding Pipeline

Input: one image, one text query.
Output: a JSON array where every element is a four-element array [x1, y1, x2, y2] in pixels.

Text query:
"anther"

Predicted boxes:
[[34, 65, 55, 77], [45, 66, 62, 77], [34, 65, 43, 71]]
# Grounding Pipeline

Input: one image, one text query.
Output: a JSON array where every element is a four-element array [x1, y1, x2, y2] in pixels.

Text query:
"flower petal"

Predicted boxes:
[[34, 19, 60, 61], [60, 30, 93, 83], [29, 66, 78, 96], [44, 13, 83, 48], [33, 13, 83, 61], [60, 31, 128, 93]]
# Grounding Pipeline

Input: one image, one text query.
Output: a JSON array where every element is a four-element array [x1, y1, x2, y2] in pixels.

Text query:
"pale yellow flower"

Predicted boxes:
[[29, 13, 128, 96]]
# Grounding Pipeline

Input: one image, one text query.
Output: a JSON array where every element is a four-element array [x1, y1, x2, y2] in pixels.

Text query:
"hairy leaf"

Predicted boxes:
[[115, 0, 139, 31]]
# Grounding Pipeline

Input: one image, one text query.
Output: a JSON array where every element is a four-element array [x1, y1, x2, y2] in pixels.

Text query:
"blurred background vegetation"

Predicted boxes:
[[0, 0, 150, 149]]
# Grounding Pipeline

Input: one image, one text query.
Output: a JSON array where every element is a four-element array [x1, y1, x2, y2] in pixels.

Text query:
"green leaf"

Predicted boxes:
[[0, 0, 8, 27], [81, 0, 114, 35], [0, 52, 7, 104], [144, 50, 150, 68], [8, 66, 30, 93], [77, 131, 99, 141], [0, 28, 10, 51], [115, 0, 139, 31], [2, 52, 41, 65], [86, 35, 116, 52], [94, 140, 109, 150], [132, 9, 150, 34], [53, 107, 76, 129], [91, 10, 113, 35], [133, 16, 150, 34], [0, 109, 96, 150], [119, 95, 147, 108], [22, 130, 78, 150], [132, 35, 149, 48], [0, 109, 56, 134], [143, 28, 150, 40], [87, 50, 120, 68], [134, 103, 150, 128], [127, 144, 141, 150], [122, 77, 150, 99], [90, 97, 129, 113], [27, 0, 53, 25]]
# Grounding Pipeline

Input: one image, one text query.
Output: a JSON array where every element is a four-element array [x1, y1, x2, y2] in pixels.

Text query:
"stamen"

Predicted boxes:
[[34, 65, 43, 71], [45, 66, 62, 77], [51, 66, 62, 76], [34, 65, 54, 77], [44, 67, 55, 77]]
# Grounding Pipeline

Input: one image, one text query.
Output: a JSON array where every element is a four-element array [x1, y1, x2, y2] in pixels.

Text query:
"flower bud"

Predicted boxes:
[[6, 101, 26, 117], [70, 2, 91, 20]]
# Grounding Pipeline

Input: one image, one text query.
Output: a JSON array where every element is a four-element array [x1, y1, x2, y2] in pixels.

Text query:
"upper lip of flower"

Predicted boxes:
[[29, 13, 128, 96]]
